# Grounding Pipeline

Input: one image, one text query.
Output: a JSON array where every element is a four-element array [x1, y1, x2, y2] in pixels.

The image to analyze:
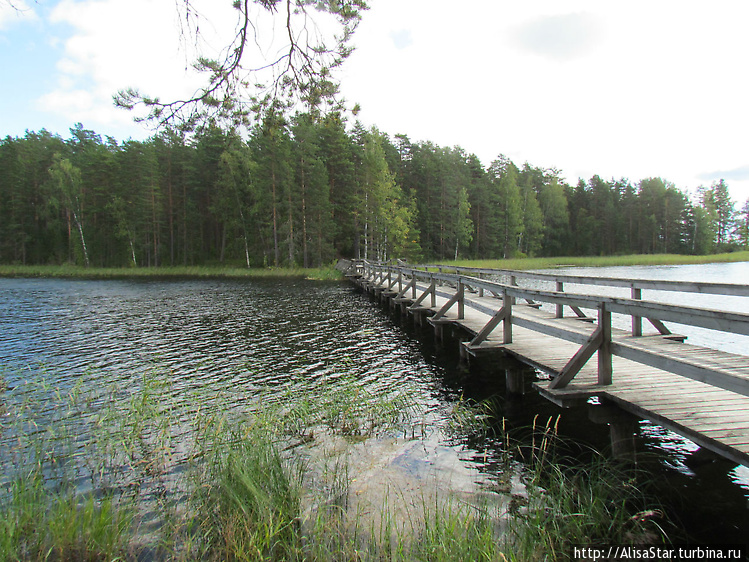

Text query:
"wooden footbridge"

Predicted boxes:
[[341, 259, 749, 466]]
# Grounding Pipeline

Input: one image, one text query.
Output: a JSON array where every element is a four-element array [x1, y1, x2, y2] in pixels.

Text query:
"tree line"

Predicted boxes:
[[1, 116, 747, 268]]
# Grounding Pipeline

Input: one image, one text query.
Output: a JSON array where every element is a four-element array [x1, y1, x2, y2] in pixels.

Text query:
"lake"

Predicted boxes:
[[1, 263, 748, 545]]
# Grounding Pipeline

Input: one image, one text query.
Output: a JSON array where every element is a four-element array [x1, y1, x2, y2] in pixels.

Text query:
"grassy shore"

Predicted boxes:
[[0, 263, 343, 281], [2, 252, 747, 282], [449, 251, 749, 271]]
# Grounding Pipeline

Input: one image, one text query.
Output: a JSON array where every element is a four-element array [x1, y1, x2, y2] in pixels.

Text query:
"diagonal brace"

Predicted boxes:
[[431, 282, 464, 321], [549, 326, 603, 389], [470, 305, 511, 346], [549, 303, 613, 389], [409, 280, 436, 310], [394, 277, 416, 301]]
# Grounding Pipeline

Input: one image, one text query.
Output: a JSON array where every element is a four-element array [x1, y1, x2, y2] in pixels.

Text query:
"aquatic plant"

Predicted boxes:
[[506, 415, 669, 559], [0, 366, 671, 561], [448, 250, 749, 271], [0, 263, 344, 281]]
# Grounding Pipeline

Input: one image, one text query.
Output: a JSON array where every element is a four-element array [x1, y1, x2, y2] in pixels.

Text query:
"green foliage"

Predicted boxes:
[[0, 122, 740, 267], [0, 473, 135, 561], [358, 128, 420, 261], [734, 200, 749, 249], [490, 157, 523, 258], [700, 179, 736, 249]]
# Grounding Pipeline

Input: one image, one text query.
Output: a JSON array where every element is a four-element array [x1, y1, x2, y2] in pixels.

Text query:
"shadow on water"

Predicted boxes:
[[362, 285, 749, 546]]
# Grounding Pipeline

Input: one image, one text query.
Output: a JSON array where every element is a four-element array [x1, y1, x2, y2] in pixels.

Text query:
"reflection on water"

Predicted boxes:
[[1, 265, 749, 545]]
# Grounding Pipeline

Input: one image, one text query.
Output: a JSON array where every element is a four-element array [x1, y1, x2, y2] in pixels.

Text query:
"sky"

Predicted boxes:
[[2, 0, 749, 203]]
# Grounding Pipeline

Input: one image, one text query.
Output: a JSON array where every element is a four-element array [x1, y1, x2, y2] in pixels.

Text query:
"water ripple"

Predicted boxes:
[[0, 278, 444, 414]]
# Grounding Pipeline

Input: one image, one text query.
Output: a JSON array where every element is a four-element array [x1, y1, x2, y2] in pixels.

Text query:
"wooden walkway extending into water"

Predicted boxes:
[[342, 260, 749, 467]]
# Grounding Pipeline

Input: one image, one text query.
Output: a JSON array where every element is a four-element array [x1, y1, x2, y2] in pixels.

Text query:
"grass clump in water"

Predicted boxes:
[[0, 263, 343, 281], [194, 431, 304, 560], [0, 470, 135, 560], [0, 369, 673, 561], [505, 415, 669, 560]]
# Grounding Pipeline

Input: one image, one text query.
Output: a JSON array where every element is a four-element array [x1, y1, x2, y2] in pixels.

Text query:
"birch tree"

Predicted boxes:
[[48, 156, 90, 267]]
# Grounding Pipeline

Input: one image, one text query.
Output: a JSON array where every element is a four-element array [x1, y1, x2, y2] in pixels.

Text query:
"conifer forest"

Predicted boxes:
[[1, 117, 747, 269]]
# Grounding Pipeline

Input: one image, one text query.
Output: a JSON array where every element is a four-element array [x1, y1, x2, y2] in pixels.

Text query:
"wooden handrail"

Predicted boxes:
[[360, 261, 749, 338], [399, 261, 749, 298]]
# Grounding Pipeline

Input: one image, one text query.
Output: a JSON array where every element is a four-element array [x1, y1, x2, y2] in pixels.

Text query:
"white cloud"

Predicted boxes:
[[389, 29, 413, 50], [36, 0, 241, 135], [36, 0, 348, 136], [20, 0, 749, 202], [340, 0, 749, 202], [509, 12, 604, 61]]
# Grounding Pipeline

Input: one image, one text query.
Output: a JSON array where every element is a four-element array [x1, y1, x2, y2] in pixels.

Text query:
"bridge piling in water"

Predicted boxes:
[[343, 259, 749, 467]]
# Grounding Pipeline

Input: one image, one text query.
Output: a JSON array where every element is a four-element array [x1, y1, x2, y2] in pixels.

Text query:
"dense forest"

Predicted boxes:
[[1, 115, 748, 268]]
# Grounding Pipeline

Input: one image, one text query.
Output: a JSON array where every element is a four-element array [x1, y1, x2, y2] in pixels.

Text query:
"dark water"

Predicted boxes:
[[1, 269, 748, 545]]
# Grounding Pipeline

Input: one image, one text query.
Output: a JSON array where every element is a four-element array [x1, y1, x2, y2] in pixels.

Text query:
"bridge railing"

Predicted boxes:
[[363, 260, 749, 337], [356, 260, 749, 396], [410, 262, 749, 297]]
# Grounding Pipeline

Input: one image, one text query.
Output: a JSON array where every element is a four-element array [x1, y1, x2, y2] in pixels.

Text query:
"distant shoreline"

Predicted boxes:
[[448, 251, 749, 271], [0, 264, 342, 281], [1, 252, 748, 280]]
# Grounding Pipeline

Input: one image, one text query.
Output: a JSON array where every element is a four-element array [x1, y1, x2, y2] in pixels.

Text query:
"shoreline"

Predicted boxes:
[[1, 251, 748, 282]]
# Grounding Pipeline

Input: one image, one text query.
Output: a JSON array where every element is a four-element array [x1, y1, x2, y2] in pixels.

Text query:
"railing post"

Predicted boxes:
[[631, 287, 642, 337], [457, 279, 465, 319], [556, 281, 564, 318], [503, 289, 513, 344], [598, 303, 612, 385], [510, 275, 517, 305]]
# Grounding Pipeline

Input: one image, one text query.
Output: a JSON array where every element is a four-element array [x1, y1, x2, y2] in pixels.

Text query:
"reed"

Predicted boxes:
[[450, 251, 749, 271], [0, 263, 342, 281], [505, 415, 669, 560], [0, 368, 671, 561]]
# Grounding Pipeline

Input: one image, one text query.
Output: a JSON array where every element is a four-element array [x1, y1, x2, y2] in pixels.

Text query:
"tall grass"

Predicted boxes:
[[449, 251, 749, 271], [5, 251, 748, 282], [0, 263, 343, 281], [0, 368, 671, 560], [504, 414, 669, 560]]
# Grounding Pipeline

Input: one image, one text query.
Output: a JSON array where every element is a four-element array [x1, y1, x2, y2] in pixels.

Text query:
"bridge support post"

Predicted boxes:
[[589, 402, 637, 462], [434, 322, 444, 343], [506, 368, 525, 395], [399, 301, 408, 316]]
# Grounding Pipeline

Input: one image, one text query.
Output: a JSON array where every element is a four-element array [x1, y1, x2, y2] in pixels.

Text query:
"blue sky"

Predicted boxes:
[[2, 0, 749, 203]]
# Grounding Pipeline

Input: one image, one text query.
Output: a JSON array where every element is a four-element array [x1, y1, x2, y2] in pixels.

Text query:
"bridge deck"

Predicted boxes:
[[362, 276, 749, 466]]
